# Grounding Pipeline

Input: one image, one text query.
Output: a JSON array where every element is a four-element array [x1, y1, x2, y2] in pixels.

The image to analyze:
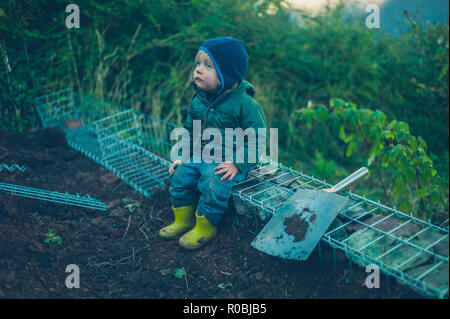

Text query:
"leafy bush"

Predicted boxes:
[[296, 98, 448, 222], [0, 0, 448, 222], [44, 228, 63, 246]]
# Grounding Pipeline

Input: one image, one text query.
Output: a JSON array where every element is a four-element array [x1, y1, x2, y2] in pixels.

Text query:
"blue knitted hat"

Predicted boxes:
[[198, 37, 249, 96]]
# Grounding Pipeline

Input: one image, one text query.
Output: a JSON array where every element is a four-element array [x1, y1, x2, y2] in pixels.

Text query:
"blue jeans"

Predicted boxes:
[[169, 160, 249, 226]]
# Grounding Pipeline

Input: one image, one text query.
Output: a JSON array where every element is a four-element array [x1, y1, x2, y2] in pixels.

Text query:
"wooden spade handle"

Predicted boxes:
[[325, 167, 369, 193]]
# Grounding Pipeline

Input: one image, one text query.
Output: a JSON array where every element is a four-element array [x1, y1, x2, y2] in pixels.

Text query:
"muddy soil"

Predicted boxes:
[[0, 128, 422, 299]]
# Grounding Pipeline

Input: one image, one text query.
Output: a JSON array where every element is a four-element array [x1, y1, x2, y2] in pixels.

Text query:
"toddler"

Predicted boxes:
[[159, 37, 267, 249]]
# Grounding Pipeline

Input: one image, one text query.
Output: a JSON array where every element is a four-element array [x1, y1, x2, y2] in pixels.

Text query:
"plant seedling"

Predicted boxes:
[[218, 283, 233, 289], [174, 267, 186, 279], [44, 228, 63, 246], [123, 198, 140, 213]]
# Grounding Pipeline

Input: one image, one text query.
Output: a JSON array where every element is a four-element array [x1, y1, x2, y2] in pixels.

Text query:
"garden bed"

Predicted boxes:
[[0, 128, 422, 298]]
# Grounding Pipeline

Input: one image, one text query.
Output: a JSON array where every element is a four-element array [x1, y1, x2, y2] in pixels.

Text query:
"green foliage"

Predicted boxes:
[[305, 150, 349, 183], [174, 267, 186, 279], [44, 228, 63, 246], [398, 17, 449, 155], [218, 282, 233, 289], [1, 1, 447, 151], [296, 98, 449, 221], [123, 199, 140, 213], [0, 0, 448, 223]]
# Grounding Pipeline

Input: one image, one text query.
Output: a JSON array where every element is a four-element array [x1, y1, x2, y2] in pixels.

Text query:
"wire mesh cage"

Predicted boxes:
[[0, 160, 107, 211], [0, 182, 109, 211], [0, 164, 27, 173], [232, 159, 449, 299], [35, 89, 449, 299], [35, 89, 175, 198]]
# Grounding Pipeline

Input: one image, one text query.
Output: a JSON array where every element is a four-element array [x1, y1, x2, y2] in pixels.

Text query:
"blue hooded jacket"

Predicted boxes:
[[178, 37, 267, 173]]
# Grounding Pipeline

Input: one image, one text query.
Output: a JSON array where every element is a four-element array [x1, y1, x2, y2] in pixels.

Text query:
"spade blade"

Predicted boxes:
[[251, 188, 349, 261]]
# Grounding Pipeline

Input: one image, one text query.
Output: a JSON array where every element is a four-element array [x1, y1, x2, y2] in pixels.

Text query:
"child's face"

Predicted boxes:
[[193, 50, 220, 93]]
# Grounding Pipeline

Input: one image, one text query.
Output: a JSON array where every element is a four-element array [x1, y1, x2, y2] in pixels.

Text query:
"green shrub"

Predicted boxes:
[[0, 0, 448, 222], [295, 98, 449, 222]]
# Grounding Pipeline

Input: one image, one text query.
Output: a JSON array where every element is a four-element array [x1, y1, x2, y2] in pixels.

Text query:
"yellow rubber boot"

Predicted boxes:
[[159, 204, 196, 239], [179, 211, 218, 249]]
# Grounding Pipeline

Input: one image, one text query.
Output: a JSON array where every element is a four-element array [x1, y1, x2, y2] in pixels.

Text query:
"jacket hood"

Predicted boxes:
[[198, 37, 249, 98]]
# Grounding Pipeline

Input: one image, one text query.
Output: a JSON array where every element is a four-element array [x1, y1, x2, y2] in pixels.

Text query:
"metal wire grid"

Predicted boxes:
[[0, 164, 27, 173], [35, 89, 449, 298], [35, 89, 175, 199], [0, 90, 107, 211], [35, 88, 76, 130], [327, 203, 449, 299], [0, 182, 108, 211], [92, 110, 172, 197], [232, 160, 449, 299]]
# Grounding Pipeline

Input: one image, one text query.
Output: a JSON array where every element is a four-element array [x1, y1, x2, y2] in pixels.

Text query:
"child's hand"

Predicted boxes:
[[169, 160, 183, 175], [214, 161, 239, 181]]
